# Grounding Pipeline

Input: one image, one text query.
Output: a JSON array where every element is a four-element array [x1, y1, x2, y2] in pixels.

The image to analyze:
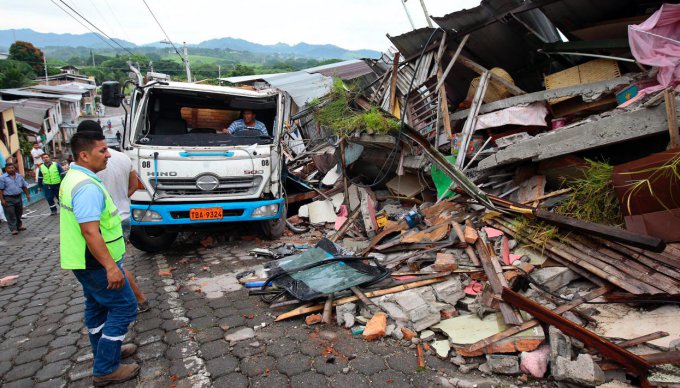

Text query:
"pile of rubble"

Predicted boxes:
[[233, 2, 680, 387]]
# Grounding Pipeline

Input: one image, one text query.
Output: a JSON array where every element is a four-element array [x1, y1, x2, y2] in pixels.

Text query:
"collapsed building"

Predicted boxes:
[[220, 1, 680, 386]]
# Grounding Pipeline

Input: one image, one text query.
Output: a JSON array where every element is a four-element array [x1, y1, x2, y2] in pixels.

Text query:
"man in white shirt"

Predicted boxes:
[[31, 143, 45, 177], [77, 120, 149, 312]]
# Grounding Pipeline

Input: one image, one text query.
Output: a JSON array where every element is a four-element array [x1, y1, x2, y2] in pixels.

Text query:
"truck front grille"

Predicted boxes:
[[152, 176, 262, 196]]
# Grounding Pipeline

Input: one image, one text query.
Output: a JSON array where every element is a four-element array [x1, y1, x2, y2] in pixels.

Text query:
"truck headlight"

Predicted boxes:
[[132, 209, 163, 222], [252, 204, 278, 217]]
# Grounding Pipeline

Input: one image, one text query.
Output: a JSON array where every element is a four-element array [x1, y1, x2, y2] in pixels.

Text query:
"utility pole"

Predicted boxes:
[[43, 52, 48, 84], [91, 49, 96, 67], [419, 0, 433, 27], [218, 65, 221, 85], [400, 0, 416, 30], [183, 41, 191, 82]]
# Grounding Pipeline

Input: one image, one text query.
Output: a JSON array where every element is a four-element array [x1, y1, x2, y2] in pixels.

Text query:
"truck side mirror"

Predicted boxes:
[[101, 81, 121, 107]]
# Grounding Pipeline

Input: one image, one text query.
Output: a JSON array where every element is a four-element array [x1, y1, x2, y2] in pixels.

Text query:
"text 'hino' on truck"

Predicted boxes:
[[100, 66, 286, 252]]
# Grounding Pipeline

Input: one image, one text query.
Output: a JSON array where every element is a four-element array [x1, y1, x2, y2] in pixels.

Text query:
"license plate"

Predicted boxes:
[[190, 207, 223, 220]]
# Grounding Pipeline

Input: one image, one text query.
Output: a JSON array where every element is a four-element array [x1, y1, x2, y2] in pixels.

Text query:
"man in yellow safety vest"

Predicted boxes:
[[59, 130, 140, 385], [38, 153, 65, 215]]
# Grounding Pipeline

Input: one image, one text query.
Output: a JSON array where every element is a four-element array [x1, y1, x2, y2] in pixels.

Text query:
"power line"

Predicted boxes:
[[57, 0, 136, 56], [141, 0, 184, 61], [103, 0, 134, 46], [49, 0, 120, 53]]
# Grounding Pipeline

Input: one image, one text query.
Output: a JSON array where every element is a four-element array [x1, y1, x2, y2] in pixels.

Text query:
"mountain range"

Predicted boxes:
[[0, 29, 380, 60]]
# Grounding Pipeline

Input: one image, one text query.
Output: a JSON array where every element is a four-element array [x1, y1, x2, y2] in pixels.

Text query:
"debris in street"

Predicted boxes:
[[232, 3, 680, 386]]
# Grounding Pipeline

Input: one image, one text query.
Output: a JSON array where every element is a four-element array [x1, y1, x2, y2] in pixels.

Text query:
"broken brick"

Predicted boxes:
[[433, 252, 458, 272], [363, 312, 387, 341], [401, 327, 417, 341], [305, 314, 323, 325], [440, 308, 459, 319], [464, 226, 479, 244]]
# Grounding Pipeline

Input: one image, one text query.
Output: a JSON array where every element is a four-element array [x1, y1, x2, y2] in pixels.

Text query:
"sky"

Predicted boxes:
[[0, 0, 480, 51]]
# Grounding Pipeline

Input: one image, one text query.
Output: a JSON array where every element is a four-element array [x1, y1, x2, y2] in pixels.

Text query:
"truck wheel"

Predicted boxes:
[[258, 203, 286, 240], [129, 226, 178, 253]]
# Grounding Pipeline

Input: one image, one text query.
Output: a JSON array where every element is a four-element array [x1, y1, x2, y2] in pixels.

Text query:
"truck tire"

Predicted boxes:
[[129, 226, 178, 253], [258, 203, 286, 240]]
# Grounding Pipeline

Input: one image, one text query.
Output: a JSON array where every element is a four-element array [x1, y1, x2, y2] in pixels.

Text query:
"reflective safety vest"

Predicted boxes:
[[59, 168, 125, 269], [40, 163, 62, 185]]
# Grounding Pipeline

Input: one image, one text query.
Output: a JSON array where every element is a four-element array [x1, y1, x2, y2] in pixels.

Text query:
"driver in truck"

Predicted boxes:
[[222, 109, 268, 136]]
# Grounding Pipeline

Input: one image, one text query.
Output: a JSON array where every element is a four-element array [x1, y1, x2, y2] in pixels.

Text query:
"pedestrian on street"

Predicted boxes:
[[37, 153, 66, 215], [107, 119, 112, 130], [77, 120, 149, 312], [59, 131, 140, 385], [0, 163, 30, 234], [31, 142, 45, 178]]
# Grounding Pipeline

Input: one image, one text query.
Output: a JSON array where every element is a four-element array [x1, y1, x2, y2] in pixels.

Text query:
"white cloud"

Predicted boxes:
[[0, 0, 480, 51]]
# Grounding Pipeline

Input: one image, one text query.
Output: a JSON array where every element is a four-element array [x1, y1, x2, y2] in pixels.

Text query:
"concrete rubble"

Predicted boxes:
[[232, 2, 680, 387]]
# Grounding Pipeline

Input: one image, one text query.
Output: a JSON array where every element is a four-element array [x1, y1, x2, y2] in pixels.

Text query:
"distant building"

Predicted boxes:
[[59, 65, 80, 75], [0, 105, 25, 175]]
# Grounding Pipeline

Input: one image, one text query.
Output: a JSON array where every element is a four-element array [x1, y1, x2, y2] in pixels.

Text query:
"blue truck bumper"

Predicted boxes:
[[130, 198, 284, 226]]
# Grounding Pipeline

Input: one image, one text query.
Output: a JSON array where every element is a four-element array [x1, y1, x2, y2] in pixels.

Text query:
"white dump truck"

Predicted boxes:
[[101, 68, 286, 252]]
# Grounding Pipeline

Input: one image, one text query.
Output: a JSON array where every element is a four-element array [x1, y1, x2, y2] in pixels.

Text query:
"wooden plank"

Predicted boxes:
[[501, 287, 652, 378], [562, 237, 680, 294], [475, 239, 523, 326], [615, 331, 669, 349], [493, 219, 652, 294], [532, 208, 666, 252], [388, 52, 401, 115], [274, 277, 447, 321], [639, 350, 680, 366], [464, 285, 612, 353], [456, 70, 490, 169], [435, 34, 469, 92], [458, 55, 525, 96]]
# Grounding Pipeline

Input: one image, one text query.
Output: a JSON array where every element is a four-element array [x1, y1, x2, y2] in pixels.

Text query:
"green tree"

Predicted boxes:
[[0, 60, 36, 88], [9, 41, 45, 74], [229, 64, 255, 76]]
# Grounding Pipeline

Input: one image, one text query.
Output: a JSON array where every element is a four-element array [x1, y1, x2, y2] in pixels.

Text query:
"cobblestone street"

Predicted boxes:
[[0, 200, 517, 388]]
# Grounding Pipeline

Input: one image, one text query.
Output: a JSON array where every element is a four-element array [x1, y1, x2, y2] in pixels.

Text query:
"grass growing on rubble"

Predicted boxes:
[[312, 78, 400, 137], [555, 159, 623, 226], [509, 217, 560, 252]]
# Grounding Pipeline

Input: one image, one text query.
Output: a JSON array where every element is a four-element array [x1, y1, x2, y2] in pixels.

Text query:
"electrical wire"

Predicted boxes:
[[57, 0, 135, 56], [49, 0, 120, 53], [141, 0, 185, 62]]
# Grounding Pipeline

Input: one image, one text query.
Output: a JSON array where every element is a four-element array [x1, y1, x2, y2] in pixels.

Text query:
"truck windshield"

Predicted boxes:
[[134, 88, 277, 147]]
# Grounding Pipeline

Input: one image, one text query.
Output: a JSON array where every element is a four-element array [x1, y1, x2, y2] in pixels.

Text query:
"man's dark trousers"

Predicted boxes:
[[43, 184, 60, 214], [72, 261, 137, 376], [2, 195, 23, 232]]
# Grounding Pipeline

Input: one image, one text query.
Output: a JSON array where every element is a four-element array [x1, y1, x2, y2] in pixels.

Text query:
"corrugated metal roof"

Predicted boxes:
[[304, 59, 375, 80], [265, 71, 334, 106], [29, 84, 91, 95], [387, 28, 444, 59], [0, 89, 81, 102], [0, 101, 47, 133], [219, 73, 280, 84]]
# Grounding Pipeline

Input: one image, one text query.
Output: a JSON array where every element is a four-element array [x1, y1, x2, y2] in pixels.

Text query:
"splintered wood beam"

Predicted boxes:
[[475, 239, 523, 326], [464, 285, 612, 353], [274, 277, 447, 321], [501, 287, 651, 378], [388, 52, 401, 115]]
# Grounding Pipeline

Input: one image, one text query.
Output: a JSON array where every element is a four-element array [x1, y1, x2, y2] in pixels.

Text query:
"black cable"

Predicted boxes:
[[141, 0, 185, 62], [49, 0, 120, 53], [57, 0, 135, 56]]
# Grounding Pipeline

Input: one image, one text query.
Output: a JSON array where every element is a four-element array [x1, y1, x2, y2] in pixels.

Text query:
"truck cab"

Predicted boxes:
[[103, 79, 286, 252]]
